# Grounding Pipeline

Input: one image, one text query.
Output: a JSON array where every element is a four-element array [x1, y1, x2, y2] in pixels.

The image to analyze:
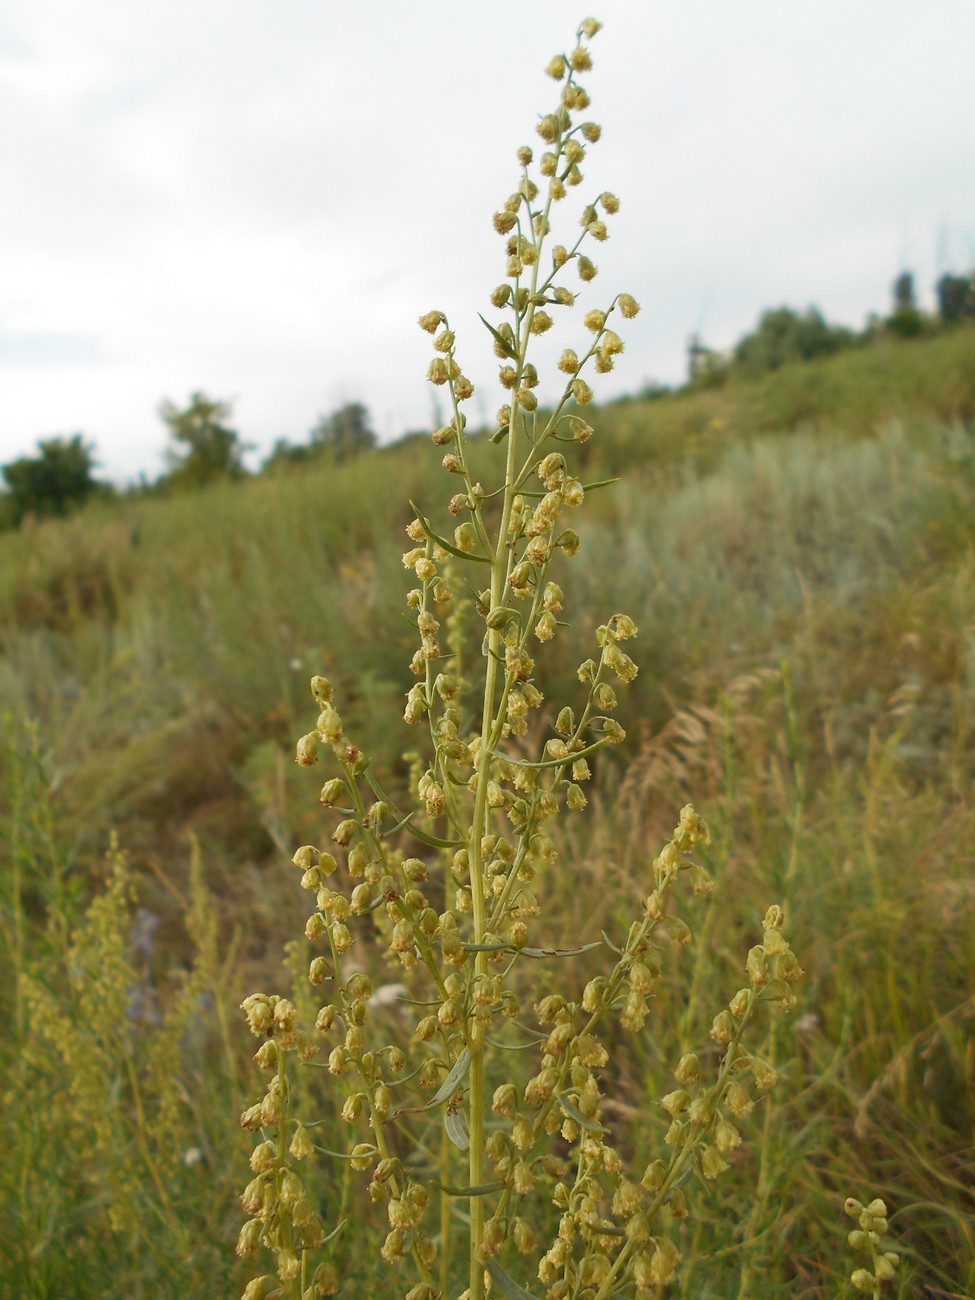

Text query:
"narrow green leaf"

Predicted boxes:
[[518, 940, 603, 959], [363, 768, 464, 847], [322, 1218, 348, 1244], [431, 1178, 504, 1197], [313, 1145, 375, 1161], [490, 423, 510, 444], [396, 816, 465, 850], [557, 1093, 609, 1133], [581, 476, 621, 491], [478, 312, 518, 359], [484, 1259, 540, 1299], [462, 940, 513, 953], [444, 1109, 470, 1151], [425, 1048, 472, 1109], [409, 500, 491, 563]]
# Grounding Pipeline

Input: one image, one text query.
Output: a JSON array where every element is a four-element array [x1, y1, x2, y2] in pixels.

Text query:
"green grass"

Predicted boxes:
[[1, 327, 974, 1296]]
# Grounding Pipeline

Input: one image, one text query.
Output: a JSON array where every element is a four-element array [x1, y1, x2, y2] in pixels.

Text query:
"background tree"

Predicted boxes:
[[888, 270, 924, 338], [936, 271, 975, 322], [160, 392, 247, 487], [733, 306, 855, 378], [892, 270, 916, 314], [1, 434, 101, 527], [309, 402, 376, 463]]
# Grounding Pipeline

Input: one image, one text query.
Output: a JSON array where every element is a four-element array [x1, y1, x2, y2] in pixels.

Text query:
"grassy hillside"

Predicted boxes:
[[2, 327, 974, 1296]]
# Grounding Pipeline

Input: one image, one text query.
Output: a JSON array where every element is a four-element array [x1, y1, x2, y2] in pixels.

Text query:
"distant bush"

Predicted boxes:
[[161, 391, 248, 488], [733, 306, 857, 378], [0, 434, 104, 528], [887, 270, 926, 339], [936, 270, 975, 323]]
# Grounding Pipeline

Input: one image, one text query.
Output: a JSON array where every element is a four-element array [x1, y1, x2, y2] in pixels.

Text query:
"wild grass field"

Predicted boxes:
[[2, 326, 974, 1297]]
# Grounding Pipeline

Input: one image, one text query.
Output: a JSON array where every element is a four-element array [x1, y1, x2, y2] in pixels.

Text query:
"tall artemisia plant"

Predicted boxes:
[[236, 18, 803, 1299]]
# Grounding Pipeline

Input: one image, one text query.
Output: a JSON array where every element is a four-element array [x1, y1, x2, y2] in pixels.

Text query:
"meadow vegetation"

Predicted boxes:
[[2, 20, 975, 1300], [1, 322, 974, 1297]]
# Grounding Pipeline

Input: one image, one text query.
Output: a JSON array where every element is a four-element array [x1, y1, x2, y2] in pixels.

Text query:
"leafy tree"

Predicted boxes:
[[160, 392, 247, 487], [733, 307, 854, 378], [892, 271, 916, 313], [1, 435, 101, 526], [309, 402, 376, 463], [936, 271, 975, 322], [888, 271, 924, 338]]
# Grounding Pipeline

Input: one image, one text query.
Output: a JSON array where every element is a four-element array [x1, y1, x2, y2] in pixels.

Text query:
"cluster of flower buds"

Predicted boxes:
[[844, 1197, 900, 1295], [237, 993, 331, 1294]]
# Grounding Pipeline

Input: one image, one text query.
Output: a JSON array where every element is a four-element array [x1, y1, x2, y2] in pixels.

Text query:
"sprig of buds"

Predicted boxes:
[[844, 1197, 900, 1296]]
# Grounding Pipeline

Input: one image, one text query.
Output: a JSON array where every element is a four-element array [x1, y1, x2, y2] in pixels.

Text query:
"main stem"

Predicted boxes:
[[468, 379, 523, 1299]]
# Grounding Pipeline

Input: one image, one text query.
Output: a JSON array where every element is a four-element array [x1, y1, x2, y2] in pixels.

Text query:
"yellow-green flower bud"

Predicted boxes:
[[534, 610, 557, 642], [649, 1236, 680, 1283], [701, 1145, 729, 1181], [566, 783, 587, 810], [241, 994, 273, 1035], [288, 1123, 314, 1160], [235, 1217, 263, 1258], [418, 310, 446, 333], [674, 1052, 699, 1084], [319, 779, 345, 807], [729, 987, 751, 1018], [374, 1084, 392, 1118], [725, 1081, 753, 1117], [710, 1010, 735, 1044], [748, 946, 769, 982], [454, 522, 478, 552], [513, 1160, 535, 1196], [331, 922, 353, 953], [306, 1262, 338, 1295], [661, 1088, 689, 1118], [752, 1057, 778, 1091], [536, 113, 558, 143], [481, 1217, 505, 1256], [381, 1229, 406, 1263]]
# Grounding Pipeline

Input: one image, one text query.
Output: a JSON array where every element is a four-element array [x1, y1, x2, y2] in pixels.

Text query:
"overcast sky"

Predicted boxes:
[[2, 1, 974, 483]]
